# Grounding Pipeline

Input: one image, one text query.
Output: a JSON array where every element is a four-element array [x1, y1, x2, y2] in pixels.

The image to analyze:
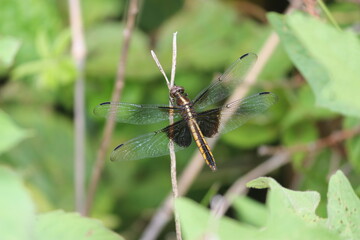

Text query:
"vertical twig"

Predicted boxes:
[[169, 32, 182, 240], [149, 32, 182, 240], [68, 0, 87, 215], [85, 0, 139, 215]]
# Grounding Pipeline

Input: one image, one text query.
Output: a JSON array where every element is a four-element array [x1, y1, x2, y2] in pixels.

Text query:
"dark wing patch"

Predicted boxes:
[[163, 120, 192, 147], [196, 109, 221, 138]]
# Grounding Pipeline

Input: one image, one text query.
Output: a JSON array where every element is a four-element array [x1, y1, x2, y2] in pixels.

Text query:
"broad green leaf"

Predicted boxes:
[[0, 166, 36, 240], [175, 197, 256, 240], [0, 110, 31, 155], [0, 36, 21, 72], [247, 177, 321, 221], [35, 211, 124, 240], [327, 171, 360, 240], [3, 107, 77, 209], [232, 196, 268, 227], [299, 150, 333, 217], [247, 177, 340, 240], [269, 12, 360, 118]]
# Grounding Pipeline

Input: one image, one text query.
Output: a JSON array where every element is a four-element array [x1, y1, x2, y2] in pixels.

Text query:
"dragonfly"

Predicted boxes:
[[94, 53, 277, 171]]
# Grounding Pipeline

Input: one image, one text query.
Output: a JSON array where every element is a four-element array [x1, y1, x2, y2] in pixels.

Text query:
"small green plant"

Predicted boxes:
[[176, 171, 360, 240]]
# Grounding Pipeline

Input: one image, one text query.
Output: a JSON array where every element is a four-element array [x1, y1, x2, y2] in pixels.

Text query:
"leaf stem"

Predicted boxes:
[[317, 0, 341, 31]]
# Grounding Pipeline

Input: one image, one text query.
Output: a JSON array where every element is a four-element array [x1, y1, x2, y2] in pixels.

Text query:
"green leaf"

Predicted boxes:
[[247, 177, 340, 240], [268, 12, 360, 118], [177, 173, 358, 240], [3, 107, 77, 209], [175, 197, 256, 240], [0, 166, 36, 240], [0, 110, 31, 155], [0, 36, 21, 72], [35, 211, 124, 240], [327, 171, 360, 239], [247, 177, 321, 220], [232, 196, 268, 227]]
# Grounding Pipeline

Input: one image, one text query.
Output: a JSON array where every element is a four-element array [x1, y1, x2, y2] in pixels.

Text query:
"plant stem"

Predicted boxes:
[[85, 0, 139, 215], [68, 0, 87, 215], [317, 0, 341, 31]]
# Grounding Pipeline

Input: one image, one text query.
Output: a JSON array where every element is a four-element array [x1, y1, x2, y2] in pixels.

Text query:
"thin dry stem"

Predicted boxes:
[[68, 0, 87, 215], [169, 32, 182, 240], [170, 32, 178, 86], [149, 32, 182, 240], [85, 0, 139, 215], [259, 125, 360, 156], [151, 50, 170, 87]]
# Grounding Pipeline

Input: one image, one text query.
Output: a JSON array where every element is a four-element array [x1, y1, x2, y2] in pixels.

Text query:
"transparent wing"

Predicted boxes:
[[110, 120, 191, 161], [94, 102, 181, 125], [196, 92, 278, 137], [193, 53, 258, 110]]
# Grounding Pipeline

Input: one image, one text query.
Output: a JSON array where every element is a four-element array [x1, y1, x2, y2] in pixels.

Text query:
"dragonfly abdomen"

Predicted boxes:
[[188, 118, 217, 171]]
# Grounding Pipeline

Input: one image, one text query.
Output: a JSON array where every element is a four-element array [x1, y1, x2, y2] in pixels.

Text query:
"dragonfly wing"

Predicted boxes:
[[94, 102, 181, 125], [193, 53, 258, 110], [196, 92, 277, 137], [110, 120, 191, 161]]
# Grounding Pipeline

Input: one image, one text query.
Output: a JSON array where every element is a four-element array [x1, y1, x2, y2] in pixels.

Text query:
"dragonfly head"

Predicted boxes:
[[170, 85, 185, 98]]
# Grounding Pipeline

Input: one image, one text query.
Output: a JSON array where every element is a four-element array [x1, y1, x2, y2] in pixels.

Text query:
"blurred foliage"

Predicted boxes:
[[0, 36, 21, 74], [0, 0, 63, 62], [0, 110, 31, 155], [12, 30, 76, 91], [0, 0, 359, 239], [177, 171, 360, 239], [0, 166, 124, 239]]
